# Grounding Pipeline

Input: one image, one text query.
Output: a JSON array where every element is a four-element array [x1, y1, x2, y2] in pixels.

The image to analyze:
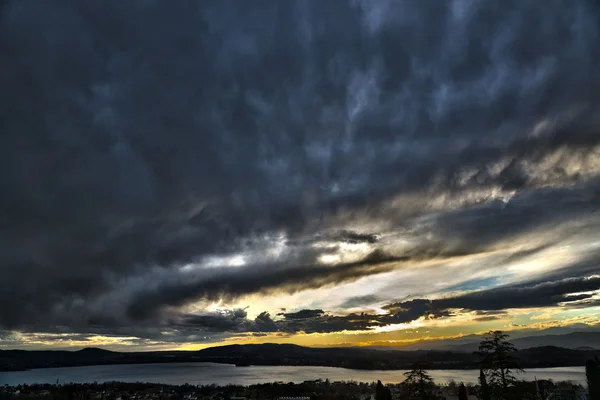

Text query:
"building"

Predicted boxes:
[[278, 397, 310, 400], [545, 389, 588, 400]]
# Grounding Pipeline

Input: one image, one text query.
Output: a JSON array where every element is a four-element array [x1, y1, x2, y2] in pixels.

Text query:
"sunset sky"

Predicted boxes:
[[1, 0, 600, 351]]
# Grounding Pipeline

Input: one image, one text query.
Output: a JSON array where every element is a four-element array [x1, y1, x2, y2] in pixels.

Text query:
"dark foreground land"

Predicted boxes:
[[0, 379, 587, 400], [1, 343, 599, 372]]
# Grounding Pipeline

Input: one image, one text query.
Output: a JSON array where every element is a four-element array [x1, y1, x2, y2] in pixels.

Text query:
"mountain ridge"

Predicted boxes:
[[385, 330, 600, 352], [1, 340, 598, 372]]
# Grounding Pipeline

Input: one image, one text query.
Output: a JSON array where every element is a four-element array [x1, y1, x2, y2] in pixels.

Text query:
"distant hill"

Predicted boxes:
[[77, 347, 115, 355], [1, 342, 598, 372], [575, 346, 597, 351], [394, 331, 600, 352]]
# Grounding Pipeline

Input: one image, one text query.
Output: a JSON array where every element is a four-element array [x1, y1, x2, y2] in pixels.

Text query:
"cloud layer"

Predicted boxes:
[[1, 0, 600, 347]]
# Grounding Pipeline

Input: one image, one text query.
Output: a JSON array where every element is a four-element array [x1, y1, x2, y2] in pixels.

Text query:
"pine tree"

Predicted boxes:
[[478, 369, 491, 400], [384, 386, 391, 400], [458, 383, 468, 400], [375, 380, 391, 400], [476, 331, 522, 396], [587, 357, 600, 400], [401, 362, 435, 400]]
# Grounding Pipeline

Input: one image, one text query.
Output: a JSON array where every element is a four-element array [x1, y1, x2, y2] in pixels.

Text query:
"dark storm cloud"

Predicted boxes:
[[383, 275, 600, 320], [27, 333, 93, 342], [122, 249, 402, 322], [253, 311, 279, 333], [474, 316, 507, 322], [474, 311, 510, 316], [436, 275, 600, 311], [281, 312, 376, 334], [283, 309, 325, 320], [1, 0, 600, 339], [472, 311, 510, 322], [335, 231, 379, 244], [172, 309, 251, 332], [338, 295, 381, 309], [256, 275, 600, 334], [4, 273, 598, 342], [169, 301, 443, 336], [0, 331, 17, 341], [274, 301, 452, 334], [428, 183, 600, 251], [163, 309, 277, 338]]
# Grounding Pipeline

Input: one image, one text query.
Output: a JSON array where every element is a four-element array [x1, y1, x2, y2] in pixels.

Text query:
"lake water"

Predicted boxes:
[[0, 363, 587, 387]]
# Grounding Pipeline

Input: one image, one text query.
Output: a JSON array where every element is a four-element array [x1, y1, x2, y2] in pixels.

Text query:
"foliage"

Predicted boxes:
[[587, 357, 600, 400], [478, 369, 491, 400], [375, 380, 391, 400], [458, 383, 468, 400], [400, 362, 436, 400], [1, 379, 588, 400], [476, 330, 522, 397], [447, 380, 457, 395]]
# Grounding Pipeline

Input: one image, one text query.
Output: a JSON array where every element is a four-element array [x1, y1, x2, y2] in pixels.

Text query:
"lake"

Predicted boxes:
[[0, 363, 587, 387]]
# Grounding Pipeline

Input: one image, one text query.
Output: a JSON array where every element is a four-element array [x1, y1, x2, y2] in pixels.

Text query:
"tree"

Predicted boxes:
[[478, 368, 491, 400], [476, 331, 522, 396], [448, 380, 457, 395], [458, 383, 468, 400], [375, 380, 391, 400], [587, 357, 600, 400], [400, 362, 436, 400]]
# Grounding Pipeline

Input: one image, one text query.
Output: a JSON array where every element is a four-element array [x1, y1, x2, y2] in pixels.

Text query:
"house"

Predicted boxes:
[[278, 397, 310, 400]]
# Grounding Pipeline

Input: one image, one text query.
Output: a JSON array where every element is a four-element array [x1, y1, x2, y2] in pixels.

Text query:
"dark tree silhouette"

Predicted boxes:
[[478, 368, 491, 400], [587, 357, 600, 400], [448, 380, 457, 395], [401, 362, 435, 400], [458, 383, 468, 400], [476, 331, 522, 396], [375, 380, 391, 400]]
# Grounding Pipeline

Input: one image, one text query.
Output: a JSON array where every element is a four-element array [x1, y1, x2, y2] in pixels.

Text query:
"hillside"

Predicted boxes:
[[1, 343, 598, 372], [395, 331, 600, 352]]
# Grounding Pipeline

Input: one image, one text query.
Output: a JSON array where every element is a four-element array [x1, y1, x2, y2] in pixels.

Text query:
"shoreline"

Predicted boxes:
[[0, 374, 588, 398], [0, 359, 590, 373], [2, 343, 597, 375]]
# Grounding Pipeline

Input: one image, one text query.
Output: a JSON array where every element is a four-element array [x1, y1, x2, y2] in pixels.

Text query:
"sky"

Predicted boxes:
[[1, 0, 600, 351]]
